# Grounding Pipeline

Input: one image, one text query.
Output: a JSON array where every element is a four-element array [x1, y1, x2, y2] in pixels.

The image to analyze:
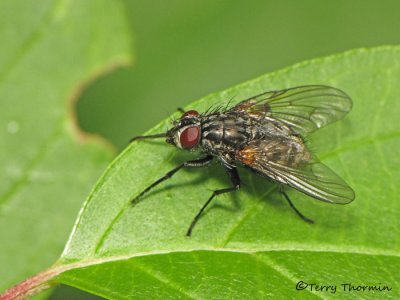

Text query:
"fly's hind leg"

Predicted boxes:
[[186, 165, 241, 236], [280, 186, 314, 224]]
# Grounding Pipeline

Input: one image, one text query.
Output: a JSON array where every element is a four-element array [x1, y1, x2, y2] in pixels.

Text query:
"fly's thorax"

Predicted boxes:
[[200, 112, 254, 148], [199, 111, 276, 164]]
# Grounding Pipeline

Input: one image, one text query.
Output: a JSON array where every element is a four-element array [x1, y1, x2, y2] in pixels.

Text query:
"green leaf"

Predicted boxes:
[[0, 0, 132, 294], [6, 46, 400, 299], [55, 46, 400, 299]]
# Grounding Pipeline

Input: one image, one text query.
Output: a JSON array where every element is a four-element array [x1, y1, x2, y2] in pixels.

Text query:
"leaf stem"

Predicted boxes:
[[0, 268, 60, 300]]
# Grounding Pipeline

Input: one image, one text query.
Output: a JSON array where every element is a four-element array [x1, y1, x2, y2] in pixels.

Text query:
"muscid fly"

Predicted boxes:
[[131, 85, 355, 236]]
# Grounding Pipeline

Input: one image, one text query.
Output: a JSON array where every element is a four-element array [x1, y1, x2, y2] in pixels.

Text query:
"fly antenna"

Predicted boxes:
[[129, 133, 167, 143]]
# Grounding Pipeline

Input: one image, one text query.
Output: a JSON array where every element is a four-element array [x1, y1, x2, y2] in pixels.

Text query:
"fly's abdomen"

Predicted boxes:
[[236, 136, 311, 169]]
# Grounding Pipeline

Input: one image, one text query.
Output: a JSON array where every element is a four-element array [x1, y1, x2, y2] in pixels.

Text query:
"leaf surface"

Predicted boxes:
[[0, 0, 132, 293], [39, 47, 400, 299]]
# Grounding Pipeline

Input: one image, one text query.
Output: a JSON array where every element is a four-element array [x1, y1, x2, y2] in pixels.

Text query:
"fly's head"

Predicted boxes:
[[166, 110, 202, 151]]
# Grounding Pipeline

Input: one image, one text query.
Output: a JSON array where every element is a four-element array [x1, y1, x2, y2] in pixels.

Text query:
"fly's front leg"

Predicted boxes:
[[186, 165, 241, 236], [131, 155, 213, 205]]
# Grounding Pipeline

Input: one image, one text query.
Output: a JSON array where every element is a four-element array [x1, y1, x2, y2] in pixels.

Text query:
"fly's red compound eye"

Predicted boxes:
[[180, 126, 200, 149], [182, 110, 199, 118]]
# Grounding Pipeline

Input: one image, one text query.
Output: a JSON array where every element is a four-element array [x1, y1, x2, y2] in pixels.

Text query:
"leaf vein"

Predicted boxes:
[[220, 185, 276, 247], [0, 0, 59, 84], [133, 261, 202, 300], [250, 253, 324, 299], [0, 122, 63, 208], [319, 130, 400, 160]]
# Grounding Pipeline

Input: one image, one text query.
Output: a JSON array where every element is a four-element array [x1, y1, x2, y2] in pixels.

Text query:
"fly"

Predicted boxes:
[[130, 85, 355, 236]]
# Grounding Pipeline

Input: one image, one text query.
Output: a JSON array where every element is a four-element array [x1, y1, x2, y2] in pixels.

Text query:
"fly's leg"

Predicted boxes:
[[177, 107, 185, 114], [280, 187, 314, 224], [186, 166, 241, 236], [132, 156, 213, 205]]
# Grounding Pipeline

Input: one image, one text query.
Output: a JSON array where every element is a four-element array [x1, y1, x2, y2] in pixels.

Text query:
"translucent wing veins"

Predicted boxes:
[[236, 138, 355, 204], [231, 85, 352, 135]]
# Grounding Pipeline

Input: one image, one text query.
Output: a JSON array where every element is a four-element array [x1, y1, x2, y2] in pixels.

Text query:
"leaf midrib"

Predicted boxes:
[[57, 243, 400, 272]]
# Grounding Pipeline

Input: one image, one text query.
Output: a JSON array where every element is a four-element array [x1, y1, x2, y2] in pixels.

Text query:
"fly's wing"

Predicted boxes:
[[236, 139, 355, 203], [231, 85, 352, 136]]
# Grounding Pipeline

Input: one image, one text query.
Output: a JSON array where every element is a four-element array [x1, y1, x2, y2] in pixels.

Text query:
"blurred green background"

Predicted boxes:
[[78, 0, 400, 151], [58, 0, 400, 299]]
